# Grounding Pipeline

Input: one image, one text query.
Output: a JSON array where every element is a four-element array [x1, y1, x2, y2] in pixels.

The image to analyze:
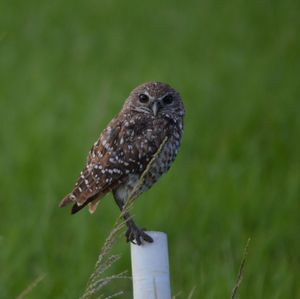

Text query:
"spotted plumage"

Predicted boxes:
[[60, 81, 185, 244]]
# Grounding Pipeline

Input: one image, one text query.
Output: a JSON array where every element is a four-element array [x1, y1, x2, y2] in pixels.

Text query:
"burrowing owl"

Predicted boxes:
[[59, 82, 185, 245]]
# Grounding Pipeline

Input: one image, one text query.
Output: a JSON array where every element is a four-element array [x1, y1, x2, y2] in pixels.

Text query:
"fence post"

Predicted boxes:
[[130, 231, 171, 299]]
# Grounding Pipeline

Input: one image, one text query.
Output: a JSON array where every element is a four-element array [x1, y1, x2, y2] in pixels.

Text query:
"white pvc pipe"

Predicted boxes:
[[130, 231, 171, 299]]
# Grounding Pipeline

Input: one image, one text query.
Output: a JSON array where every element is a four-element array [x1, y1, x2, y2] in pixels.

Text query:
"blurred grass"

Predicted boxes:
[[0, 0, 299, 298]]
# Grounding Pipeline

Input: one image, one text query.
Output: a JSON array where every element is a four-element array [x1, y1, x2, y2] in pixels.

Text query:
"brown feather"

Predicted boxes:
[[71, 193, 100, 214]]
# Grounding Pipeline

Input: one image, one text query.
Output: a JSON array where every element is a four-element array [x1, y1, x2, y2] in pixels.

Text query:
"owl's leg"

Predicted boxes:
[[113, 193, 153, 245], [124, 216, 153, 245]]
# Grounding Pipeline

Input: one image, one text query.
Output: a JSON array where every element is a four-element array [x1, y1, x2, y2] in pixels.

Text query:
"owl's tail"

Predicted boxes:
[[59, 191, 104, 214], [59, 193, 74, 208]]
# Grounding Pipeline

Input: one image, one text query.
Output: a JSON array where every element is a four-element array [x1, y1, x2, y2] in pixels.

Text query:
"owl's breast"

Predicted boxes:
[[113, 112, 183, 201], [137, 129, 182, 195]]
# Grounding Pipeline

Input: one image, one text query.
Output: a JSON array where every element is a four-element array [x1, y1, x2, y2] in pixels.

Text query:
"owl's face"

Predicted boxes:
[[124, 82, 185, 120]]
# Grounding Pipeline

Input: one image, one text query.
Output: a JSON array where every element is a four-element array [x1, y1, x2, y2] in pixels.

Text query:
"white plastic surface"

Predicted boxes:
[[130, 231, 171, 299]]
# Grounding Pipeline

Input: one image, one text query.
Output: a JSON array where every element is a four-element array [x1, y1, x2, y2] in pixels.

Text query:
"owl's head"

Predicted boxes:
[[124, 82, 185, 120]]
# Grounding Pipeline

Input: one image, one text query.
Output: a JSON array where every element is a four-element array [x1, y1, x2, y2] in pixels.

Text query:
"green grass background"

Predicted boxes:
[[0, 0, 299, 298]]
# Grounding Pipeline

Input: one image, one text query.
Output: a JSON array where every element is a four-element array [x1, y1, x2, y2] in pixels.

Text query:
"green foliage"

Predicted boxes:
[[0, 0, 299, 298]]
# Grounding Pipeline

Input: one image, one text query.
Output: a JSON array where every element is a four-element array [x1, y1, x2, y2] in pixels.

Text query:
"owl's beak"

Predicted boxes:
[[151, 101, 161, 116]]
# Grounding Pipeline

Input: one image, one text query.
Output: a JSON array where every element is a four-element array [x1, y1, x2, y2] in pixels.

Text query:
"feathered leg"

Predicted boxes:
[[113, 192, 153, 245]]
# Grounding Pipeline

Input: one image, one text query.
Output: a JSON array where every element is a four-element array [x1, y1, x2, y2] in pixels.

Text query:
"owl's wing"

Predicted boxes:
[[59, 116, 124, 211], [60, 114, 171, 213]]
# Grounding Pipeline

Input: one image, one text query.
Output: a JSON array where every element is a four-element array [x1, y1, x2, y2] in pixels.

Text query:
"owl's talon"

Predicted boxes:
[[125, 225, 153, 245], [142, 232, 154, 243]]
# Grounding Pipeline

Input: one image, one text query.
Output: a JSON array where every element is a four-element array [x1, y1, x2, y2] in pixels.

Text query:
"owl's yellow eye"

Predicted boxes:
[[138, 93, 149, 103], [162, 94, 173, 105]]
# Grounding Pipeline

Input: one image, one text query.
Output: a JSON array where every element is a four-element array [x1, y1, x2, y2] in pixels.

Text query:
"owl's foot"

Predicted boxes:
[[125, 223, 153, 245]]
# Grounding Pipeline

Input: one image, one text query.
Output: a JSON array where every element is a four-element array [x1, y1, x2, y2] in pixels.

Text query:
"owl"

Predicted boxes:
[[59, 82, 185, 245]]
